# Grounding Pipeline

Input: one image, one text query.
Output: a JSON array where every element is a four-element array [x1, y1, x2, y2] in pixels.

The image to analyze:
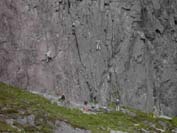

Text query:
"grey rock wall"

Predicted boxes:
[[0, 0, 177, 116], [55, 121, 90, 133]]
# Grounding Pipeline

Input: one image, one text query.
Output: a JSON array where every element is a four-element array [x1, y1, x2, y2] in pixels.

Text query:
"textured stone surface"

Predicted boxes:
[[55, 121, 90, 133], [0, 0, 177, 116]]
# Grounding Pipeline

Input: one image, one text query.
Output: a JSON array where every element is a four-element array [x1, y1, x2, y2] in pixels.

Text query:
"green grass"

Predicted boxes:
[[0, 82, 177, 133], [0, 121, 17, 132]]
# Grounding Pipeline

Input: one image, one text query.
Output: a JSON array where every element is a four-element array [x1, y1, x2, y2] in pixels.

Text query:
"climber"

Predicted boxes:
[[46, 50, 52, 62], [115, 98, 120, 111], [83, 101, 89, 112], [91, 96, 97, 112], [60, 94, 65, 101], [96, 40, 101, 51], [153, 105, 159, 118], [72, 22, 76, 35], [104, 1, 110, 7], [59, 0, 62, 4], [93, 96, 97, 104], [137, 31, 146, 42], [58, 93, 65, 101]]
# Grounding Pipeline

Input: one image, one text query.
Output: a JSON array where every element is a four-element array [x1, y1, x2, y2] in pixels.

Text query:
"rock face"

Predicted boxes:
[[55, 121, 90, 133], [0, 0, 177, 116]]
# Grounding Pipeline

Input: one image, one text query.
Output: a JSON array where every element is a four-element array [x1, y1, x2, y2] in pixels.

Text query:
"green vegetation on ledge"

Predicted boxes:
[[0, 82, 177, 133]]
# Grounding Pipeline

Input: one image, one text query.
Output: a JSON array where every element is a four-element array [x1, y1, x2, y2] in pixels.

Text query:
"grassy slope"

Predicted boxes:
[[0, 82, 177, 133]]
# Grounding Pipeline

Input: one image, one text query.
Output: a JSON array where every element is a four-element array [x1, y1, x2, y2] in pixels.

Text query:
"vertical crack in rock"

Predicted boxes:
[[73, 31, 85, 68]]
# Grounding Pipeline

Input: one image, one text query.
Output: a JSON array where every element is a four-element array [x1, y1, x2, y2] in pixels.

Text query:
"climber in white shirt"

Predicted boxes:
[[46, 50, 52, 62]]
